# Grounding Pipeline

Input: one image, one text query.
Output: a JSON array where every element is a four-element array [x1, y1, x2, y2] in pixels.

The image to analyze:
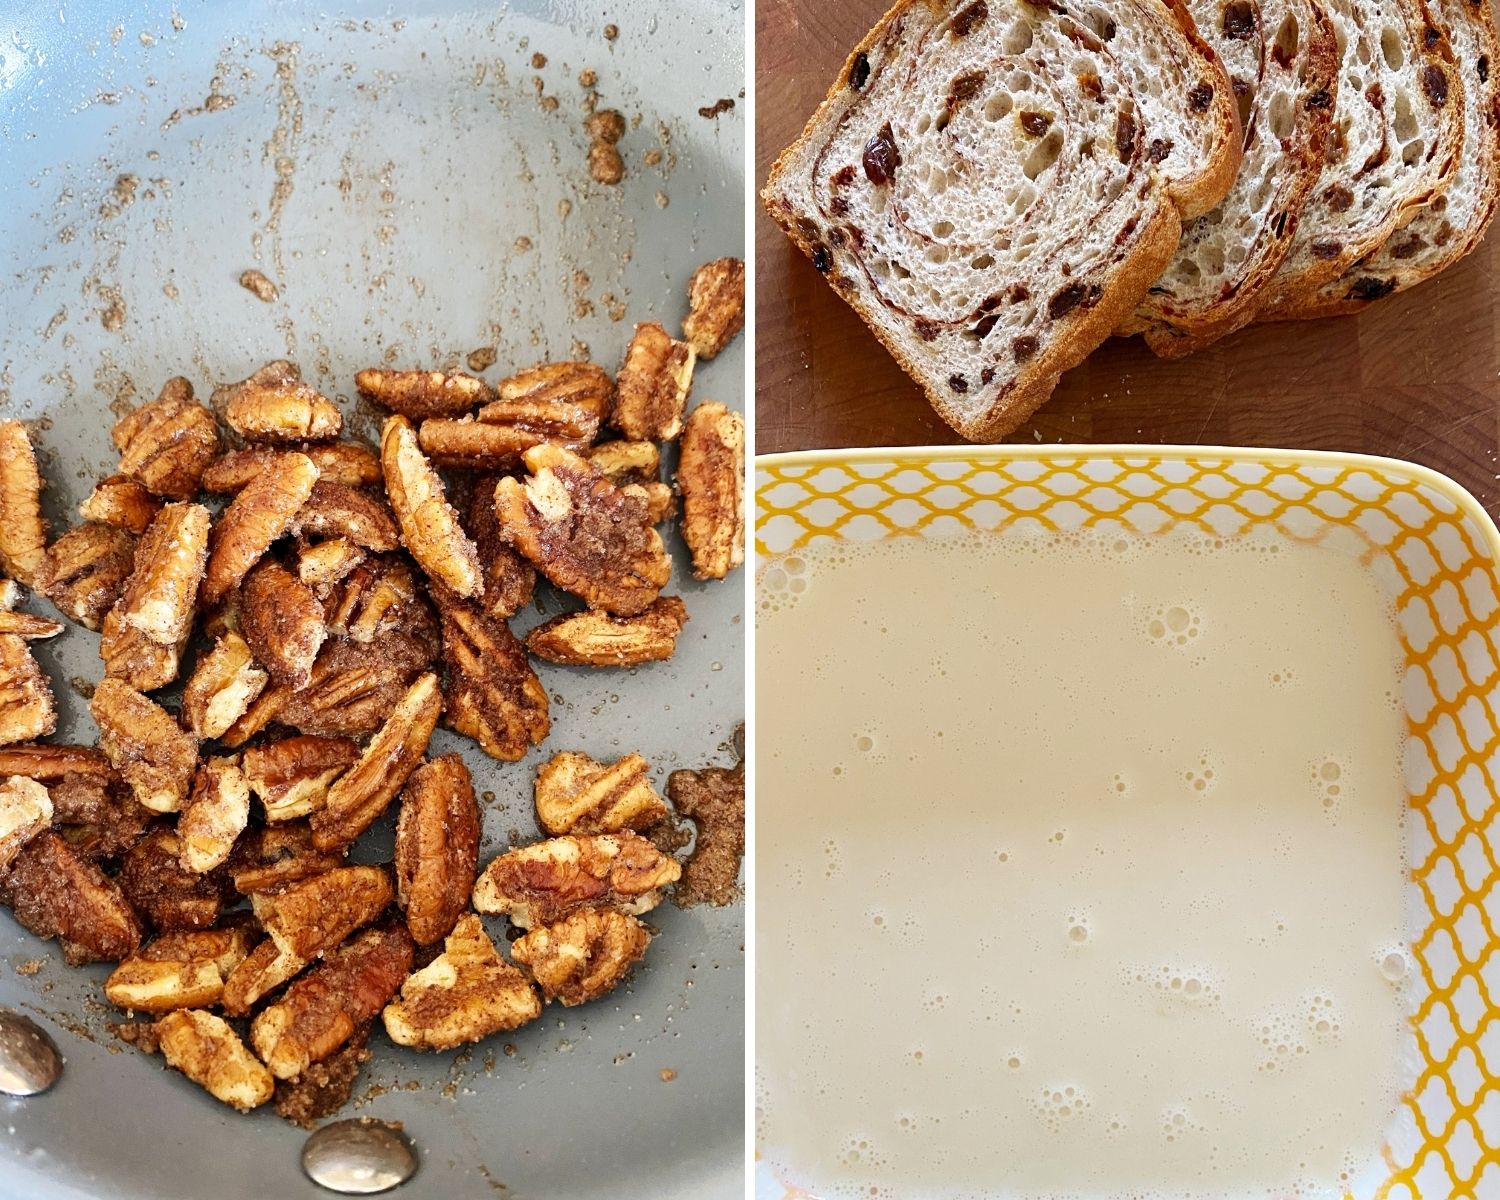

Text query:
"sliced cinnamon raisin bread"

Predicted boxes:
[[1257, 0, 1465, 315], [1274, 0, 1498, 316], [762, 0, 1238, 441], [1132, 0, 1341, 357]]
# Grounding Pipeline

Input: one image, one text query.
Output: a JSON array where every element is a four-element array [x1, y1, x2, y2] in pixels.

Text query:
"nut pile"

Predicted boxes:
[[0, 257, 745, 1122]]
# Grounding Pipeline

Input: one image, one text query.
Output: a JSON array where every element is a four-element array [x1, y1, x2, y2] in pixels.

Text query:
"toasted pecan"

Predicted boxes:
[[79, 475, 162, 534], [240, 559, 327, 690], [465, 477, 536, 621], [201, 451, 320, 607], [0, 421, 47, 587], [526, 596, 688, 667], [0, 776, 52, 871], [0, 633, 55, 746], [682, 257, 746, 359], [112, 378, 220, 500], [181, 632, 269, 739], [274, 654, 418, 739], [100, 605, 181, 692], [471, 832, 682, 929], [494, 444, 671, 616], [252, 924, 413, 1079], [613, 323, 695, 441], [381, 913, 541, 1050], [155, 1009, 274, 1111], [251, 865, 394, 960], [118, 827, 232, 931], [394, 755, 480, 944], [667, 761, 744, 907], [295, 537, 366, 596], [356, 368, 491, 420], [479, 361, 613, 441], [0, 830, 142, 964], [289, 481, 401, 552], [113, 502, 211, 647], [325, 557, 425, 644], [433, 590, 549, 762], [380, 416, 483, 598], [201, 443, 381, 493], [511, 909, 651, 1005], [677, 402, 744, 580], [533, 751, 669, 836], [243, 735, 360, 822], [216, 361, 342, 443], [0, 743, 112, 783], [104, 922, 256, 1013], [417, 418, 547, 470], [91, 678, 199, 814], [177, 757, 251, 873], [53, 777, 152, 865], [227, 823, 342, 896], [308, 673, 442, 851], [636, 480, 677, 526], [38, 524, 137, 630], [587, 440, 661, 484], [220, 936, 307, 1015]]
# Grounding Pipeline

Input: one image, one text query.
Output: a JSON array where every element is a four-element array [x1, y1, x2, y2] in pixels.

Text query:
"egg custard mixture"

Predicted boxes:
[[757, 527, 1414, 1200]]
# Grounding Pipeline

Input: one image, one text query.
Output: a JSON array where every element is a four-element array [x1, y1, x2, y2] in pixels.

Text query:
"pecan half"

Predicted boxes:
[[216, 361, 342, 443], [394, 755, 480, 944], [227, 823, 342, 895], [91, 678, 199, 814], [471, 832, 682, 929], [0, 421, 47, 587], [526, 596, 688, 667], [380, 416, 482, 597], [417, 418, 547, 470], [243, 735, 360, 822], [381, 913, 541, 1050], [434, 590, 549, 762], [667, 762, 745, 907], [221, 936, 307, 1015], [0, 776, 52, 871], [177, 757, 251, 873], [0, 743, 112, 783], [202, 443, 382, 493], [511, 909, 651, 1005], [274, 655, 418, 739], [100, 605, 181, 691], [79, 475, 162, 534], [638, 481, 676, 526], [252, 924, 413, 1079], [355, 367, 491, 420], [295, 537, 366, 596], [494, 444, 671, 616], [218, 681, 288, 747], [587, 440, 661, 484], [201, 451, 320, 607], [677, 402, 744, 580], [0, 830, 142, 963], [0, 626, 55, 747], [181, 632, 269, 739], [155, 1009, 274, 1110], [118, 827, 232, 931], [240, 559, 327, 690], [478, 361, 613, 441], [104, 922, 256, 1013], [466, 477, 536, 621], [612, 323, 695, 441], [251, 865, 394, 960], [309, 672, 442, 851], [52, 776, 152, 864], [533, 751, 669, 836], [38, 523, 137, 630], [112, 377, 221, 500], [289, 481, 401, 552], [682, 257, 746, 360], [325, 557, 425, 644], [113, 501, 211, 647]]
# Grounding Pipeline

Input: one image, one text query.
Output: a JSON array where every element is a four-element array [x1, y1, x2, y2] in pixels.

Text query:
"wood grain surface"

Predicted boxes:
[[755, 0, 1500, 512]]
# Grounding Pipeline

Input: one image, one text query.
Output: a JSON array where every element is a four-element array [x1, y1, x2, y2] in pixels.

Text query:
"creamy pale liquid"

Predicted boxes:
[[757, 529, 1412, 1200]]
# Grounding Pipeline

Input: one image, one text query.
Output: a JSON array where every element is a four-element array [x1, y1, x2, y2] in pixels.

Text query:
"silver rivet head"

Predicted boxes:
[[302, 1117, 418, 1194], [0, 1009, 62, 1097]]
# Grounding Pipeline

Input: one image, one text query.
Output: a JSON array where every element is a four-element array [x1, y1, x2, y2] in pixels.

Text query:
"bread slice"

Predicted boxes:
[[762, 0, 1240, 441], [1257, 0, 1466, 315], [1130, 0, 1341, 357], [1271, 0, 1498, 317]]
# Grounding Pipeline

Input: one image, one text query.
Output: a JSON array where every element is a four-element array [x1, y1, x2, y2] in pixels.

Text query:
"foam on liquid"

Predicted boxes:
[[757, 528, 1411, 1200]]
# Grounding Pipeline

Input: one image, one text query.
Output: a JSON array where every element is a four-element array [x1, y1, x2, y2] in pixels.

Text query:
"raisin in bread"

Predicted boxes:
[[1274, 0, 1498, 316], [762, 0, 1238, 441], [1257, 0, 1465, 314], [1131, 0, 1341, 356]]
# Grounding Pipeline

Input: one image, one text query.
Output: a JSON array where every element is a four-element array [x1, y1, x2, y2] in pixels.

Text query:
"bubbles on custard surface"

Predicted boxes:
[[1065, 910, 1094, 946], [1310, 756, 1348, 816], [1182, 755, 1218, 795], [1376, 944, 1411, 984], [1145, 602, 1203, 647], [1031, 1082, 1092, 1131]]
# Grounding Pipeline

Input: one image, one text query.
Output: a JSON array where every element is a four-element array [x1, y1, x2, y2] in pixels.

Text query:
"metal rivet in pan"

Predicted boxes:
[[302, 1117, 418, 1194], [0, 1009, 63, 1097]]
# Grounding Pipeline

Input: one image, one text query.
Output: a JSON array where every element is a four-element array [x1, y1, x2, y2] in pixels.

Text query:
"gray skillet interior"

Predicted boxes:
[[0, 2, 745, 1197]]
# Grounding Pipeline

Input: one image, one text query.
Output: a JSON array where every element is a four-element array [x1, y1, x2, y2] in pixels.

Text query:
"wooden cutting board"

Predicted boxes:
[[755, 0, 1500, 512]]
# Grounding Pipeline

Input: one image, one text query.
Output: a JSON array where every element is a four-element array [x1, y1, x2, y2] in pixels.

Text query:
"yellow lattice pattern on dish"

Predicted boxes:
[[756, 451, 1500, 1199]]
